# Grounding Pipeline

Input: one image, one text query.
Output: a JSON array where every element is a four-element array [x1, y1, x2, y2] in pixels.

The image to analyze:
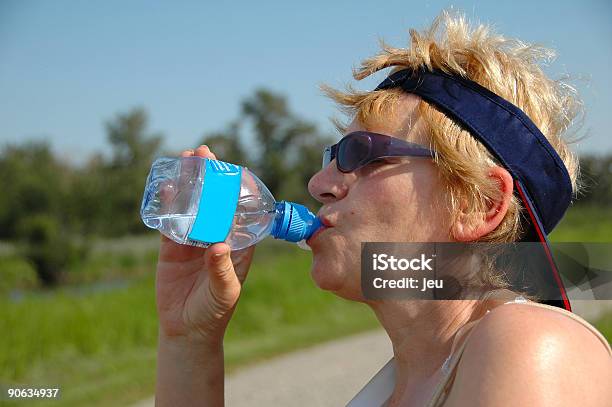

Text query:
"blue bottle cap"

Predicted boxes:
[[272, 201, 322, 243]]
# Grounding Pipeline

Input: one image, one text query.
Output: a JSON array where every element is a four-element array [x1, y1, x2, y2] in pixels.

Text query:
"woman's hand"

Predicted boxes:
[[155, 145, 256, 347]]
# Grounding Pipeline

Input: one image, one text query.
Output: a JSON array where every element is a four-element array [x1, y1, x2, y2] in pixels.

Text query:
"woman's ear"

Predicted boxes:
[[451, 166, 514, 242]]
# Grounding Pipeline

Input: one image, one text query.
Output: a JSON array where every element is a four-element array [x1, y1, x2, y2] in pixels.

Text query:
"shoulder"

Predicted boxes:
[[444, 302, 612, 407]]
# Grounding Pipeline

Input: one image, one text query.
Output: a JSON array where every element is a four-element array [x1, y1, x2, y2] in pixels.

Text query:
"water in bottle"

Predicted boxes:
[[140, 156, 322, 250]]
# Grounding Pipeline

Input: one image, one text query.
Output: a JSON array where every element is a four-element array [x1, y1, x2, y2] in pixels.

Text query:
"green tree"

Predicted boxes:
[[282, 136, 334, 207], [101, 108, 163, 235], [577, 154, 612, 206], [107, 108, 162, 169], [0, 142, 69, 239], [240, 89, 334, 205], [199, 121, 248, 166], [16, 214, 85, 286], [0, 142, 87, 286], [68, 153, 109, 235]]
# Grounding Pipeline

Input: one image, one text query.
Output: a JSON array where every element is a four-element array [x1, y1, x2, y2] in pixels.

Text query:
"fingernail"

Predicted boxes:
[[213, 252, 225, 262]]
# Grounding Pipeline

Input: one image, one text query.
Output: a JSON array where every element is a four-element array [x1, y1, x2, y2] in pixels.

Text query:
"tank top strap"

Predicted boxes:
[[424, 289, 504, 407], [424, 317, 481, 407]]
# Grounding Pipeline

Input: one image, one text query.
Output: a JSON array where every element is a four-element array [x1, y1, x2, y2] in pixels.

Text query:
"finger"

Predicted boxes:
[[194, 144, 218, 160], [178, 148, 200, 195], [230, 247, 250, 264], [158, 230, 208, 262], [231, 246, 256, 284], [178, 146, 209, 193], [205, 242, 239, 292], [159, 180, 176, 213], [158, 156, 182, 214]]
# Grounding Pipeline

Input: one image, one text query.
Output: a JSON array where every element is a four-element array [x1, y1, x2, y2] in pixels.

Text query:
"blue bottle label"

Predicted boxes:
[[188, 159, 242, 244]]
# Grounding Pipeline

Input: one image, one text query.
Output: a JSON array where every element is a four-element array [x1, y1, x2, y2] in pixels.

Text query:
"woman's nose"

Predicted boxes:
[[308, 160, 350, 204]]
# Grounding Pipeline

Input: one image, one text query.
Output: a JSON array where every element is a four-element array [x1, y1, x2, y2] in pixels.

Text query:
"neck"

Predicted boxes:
[[368, 299, 484, 402]]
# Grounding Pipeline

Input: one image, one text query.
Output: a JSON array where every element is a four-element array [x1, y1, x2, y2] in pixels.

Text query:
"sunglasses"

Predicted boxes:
[[322, 131, 435, 173]]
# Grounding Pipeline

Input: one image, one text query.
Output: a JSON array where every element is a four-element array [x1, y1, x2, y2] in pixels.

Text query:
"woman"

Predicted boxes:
[[154, 12, 611, 406]]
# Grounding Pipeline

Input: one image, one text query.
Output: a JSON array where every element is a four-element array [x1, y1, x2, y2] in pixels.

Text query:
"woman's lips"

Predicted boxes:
[[306, 214, 335, 246], [321, 217, 334, 228], [306, 226, 329, 245], [307, 217, 334, 245]]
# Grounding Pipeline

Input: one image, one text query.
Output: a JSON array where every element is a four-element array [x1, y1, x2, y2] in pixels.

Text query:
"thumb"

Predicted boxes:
[[206, 243, 240, 294]]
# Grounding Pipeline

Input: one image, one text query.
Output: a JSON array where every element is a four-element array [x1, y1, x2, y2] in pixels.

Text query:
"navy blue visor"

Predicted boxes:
[[375, 68, 573, 311]]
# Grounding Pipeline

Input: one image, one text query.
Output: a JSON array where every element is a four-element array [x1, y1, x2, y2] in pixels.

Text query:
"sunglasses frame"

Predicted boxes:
[[322, 131, 435, 173]]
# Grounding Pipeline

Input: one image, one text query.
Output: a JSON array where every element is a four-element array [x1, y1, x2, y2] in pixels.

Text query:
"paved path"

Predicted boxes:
[[133, 301, 611, 407], [132, 330, 392, 407]]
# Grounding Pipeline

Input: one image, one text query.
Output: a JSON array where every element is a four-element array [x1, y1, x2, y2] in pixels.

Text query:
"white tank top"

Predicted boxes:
[[346, 292, 612, 407]]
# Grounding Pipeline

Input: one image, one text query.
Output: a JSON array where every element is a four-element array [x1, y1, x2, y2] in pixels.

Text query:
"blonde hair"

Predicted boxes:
[[322, 10, 582, 243]]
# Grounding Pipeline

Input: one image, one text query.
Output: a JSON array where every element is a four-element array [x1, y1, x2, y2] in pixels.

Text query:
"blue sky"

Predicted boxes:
[[1, 0, 611, 165]]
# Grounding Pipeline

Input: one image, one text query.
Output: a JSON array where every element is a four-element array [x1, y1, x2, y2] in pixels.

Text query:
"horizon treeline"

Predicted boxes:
[[0, 88, 610, 286], [0, 88, 334, 285]]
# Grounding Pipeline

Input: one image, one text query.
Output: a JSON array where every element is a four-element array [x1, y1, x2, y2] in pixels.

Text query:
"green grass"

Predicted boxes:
[[0, 205, 610, 406], [0, 254, 38, 293], [0, 240, 378, 407], [0, 235, 160, 295], [594, 312, 612, 345], [549, 205, 612, 242]]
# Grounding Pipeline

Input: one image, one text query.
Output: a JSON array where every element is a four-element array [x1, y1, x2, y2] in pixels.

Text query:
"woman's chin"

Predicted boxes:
[[310, 259, 344, 292]]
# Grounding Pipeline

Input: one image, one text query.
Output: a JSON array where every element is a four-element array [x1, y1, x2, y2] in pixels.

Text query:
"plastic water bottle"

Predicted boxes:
[[140, 156, 322, 251]]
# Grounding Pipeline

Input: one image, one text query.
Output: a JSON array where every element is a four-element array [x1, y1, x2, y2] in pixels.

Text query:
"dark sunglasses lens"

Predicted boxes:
[[338, 134, 371, 171]]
